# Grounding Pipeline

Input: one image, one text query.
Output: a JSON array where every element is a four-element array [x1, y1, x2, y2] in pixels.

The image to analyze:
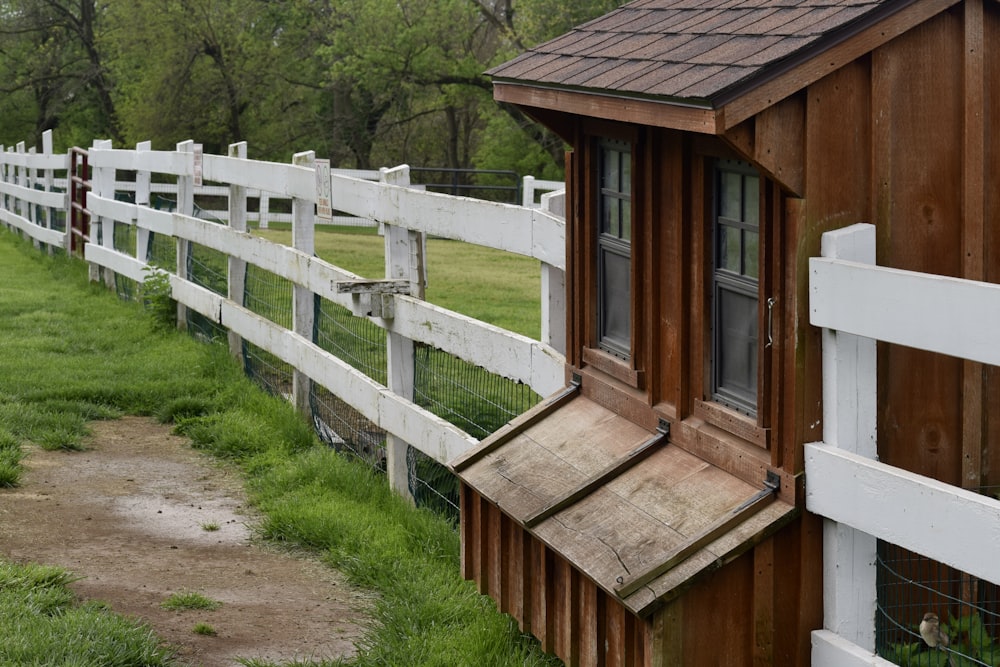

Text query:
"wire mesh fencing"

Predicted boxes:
[[97, 186, 544, 524], [877, 492, 1000, 666]]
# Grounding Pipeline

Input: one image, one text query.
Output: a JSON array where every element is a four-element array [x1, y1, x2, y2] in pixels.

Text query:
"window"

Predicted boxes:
[[712, 160, 760, 416], [597, 140, 631, 359]]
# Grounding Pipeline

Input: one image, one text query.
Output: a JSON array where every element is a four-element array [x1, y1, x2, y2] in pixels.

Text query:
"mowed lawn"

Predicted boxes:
[[254, 224, 543, 339]]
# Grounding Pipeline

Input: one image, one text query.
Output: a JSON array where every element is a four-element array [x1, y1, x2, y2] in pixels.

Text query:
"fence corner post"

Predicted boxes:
[[816, 222, 878, 653]]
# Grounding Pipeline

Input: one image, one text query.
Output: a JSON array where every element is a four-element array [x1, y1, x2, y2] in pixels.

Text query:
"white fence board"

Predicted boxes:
[[391, 296, 565, 396], [84, 244, 147, 283], [0, 153, 67, 170], [0, 209, 65, 247], [811, 630, 897, 667], [88, 193, 137, 224], [203, 153, 315, 199], [805, 443, 1000, 585], [810, 257, 1000, 366], [331, 174, 565, 269], [0, 180, 65, 208], [89, 147, 193, 176]]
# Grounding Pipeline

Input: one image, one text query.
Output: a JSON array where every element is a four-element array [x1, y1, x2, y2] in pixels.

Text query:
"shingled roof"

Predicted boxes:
[[488, 0, 912, 107]]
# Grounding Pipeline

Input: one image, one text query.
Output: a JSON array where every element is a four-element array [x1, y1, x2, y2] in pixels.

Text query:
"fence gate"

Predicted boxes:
[[68, 148, 90, 257]]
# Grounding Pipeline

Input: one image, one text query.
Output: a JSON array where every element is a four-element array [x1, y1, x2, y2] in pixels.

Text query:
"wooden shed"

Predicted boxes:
[[451, 1, 1000, 664]]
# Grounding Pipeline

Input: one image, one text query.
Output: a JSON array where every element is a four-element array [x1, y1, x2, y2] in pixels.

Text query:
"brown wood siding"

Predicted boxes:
[[986, 1, 1000, 488], [872, 7, 965, 484], [462, 485, 651, 667]]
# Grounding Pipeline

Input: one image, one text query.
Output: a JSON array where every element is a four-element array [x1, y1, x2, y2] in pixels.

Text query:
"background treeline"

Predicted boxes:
[[0, 0, 619, 179]]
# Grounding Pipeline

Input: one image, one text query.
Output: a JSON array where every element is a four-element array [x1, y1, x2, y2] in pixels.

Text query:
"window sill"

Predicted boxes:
[[582, 347, 644, 389], [693, 399, 769, 450]]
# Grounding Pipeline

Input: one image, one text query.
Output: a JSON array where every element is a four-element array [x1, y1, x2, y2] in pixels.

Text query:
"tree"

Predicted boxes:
[[0, 0, 119, 149]]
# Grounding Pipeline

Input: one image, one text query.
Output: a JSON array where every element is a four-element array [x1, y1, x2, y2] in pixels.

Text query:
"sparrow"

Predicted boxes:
[[919, 612, 949, 649], [920, 613, 956, 667]]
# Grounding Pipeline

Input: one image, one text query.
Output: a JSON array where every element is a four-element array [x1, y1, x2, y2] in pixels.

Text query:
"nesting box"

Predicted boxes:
[[452, 1, 1000, 664]]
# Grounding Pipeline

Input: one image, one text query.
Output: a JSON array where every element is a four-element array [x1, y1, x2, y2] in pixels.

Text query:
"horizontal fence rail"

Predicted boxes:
[[807, 223, 1000, 667], [0, 133, 567, 509]]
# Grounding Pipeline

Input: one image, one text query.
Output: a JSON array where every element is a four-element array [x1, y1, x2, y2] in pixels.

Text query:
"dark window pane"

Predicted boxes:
[[603, 198, 620, 236], [603, 149, 620, 191], [622, 154, 631, 195], [718, 224, 740, 273], [744, 175, 759, 225], [600, 248, 630, 354], [622, 200, 631, 241], [716, 286, 758, 404], [744, 230, 759, 279], [720, 171, 742, 220]]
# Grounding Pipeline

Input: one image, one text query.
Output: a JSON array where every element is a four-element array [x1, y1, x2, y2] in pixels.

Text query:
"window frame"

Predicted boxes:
[[711, 159, 761, 417], [596, 138, 633, 361]]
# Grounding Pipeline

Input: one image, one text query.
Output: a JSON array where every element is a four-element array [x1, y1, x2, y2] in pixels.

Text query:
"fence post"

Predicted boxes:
[[381, 165, 421, 503], [291, 150, 316, 416], [175, 140, 196, 331], [817, 222, 878, 652], [88, 139, 114, 286], [227, 142, 249, 362], [540, 189, 566, 355], [135, 141, 152, 261], [41, 131, 55, 255], [14, 141, 30, 243]]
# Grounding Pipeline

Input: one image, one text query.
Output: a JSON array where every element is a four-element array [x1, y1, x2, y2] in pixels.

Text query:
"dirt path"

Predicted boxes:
[[0, 416, 370, 666]]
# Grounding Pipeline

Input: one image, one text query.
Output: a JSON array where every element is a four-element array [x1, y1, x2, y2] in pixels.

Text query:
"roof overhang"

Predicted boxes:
[[493, 0, 961, 135]]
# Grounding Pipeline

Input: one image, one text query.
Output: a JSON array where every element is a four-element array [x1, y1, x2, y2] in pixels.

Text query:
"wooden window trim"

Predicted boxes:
[[689, 149, 773, 450], [580, 124, 645, 390]]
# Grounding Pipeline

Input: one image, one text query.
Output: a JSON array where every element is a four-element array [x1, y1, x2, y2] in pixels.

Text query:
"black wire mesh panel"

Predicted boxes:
[[313, 296, 386, 385], [112, 221, 140, 302], [406, 446, 459, 523], [241, 265, 293, 397], [243, 340, 294, 399], [186, 242, 227, 297], [413, 342, 540, 441], [243, 264, 292, 328], [146, 232, 176, 272], [311, 384, 386, 472], [877, 535, 1000, 666]]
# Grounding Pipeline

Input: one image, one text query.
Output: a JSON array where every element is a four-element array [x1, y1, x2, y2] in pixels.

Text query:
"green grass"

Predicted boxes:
[[161, 591, 222, 611], [254, 224, 542, 339], [0, 560, 175, 665], [0, 230, 561, 666]]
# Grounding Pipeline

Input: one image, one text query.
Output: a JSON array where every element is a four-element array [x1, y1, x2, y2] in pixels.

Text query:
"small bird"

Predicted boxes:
[[920, 613, 956, 667], [919, 612, 949, 649]]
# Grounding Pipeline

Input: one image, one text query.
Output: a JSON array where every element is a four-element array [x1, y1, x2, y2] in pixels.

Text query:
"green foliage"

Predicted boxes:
[[141, 265, 176, 331], [0, 560, 175, 666]]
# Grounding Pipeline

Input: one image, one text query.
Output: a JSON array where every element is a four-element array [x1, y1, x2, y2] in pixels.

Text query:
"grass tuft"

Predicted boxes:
[[160, 591, 222, 611], [192, 622, 217, 636]]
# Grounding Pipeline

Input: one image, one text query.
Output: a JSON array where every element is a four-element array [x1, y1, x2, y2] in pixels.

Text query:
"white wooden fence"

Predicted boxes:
[[807, 223, 1000, 665], [0, 131, 567, 500]]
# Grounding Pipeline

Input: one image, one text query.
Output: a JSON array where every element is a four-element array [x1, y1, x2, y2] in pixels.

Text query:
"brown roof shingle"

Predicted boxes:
[[488, 0, 899, 104]]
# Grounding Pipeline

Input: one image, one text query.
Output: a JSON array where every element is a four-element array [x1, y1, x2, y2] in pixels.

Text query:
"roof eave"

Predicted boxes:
[[493, 79, 722, 135]]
